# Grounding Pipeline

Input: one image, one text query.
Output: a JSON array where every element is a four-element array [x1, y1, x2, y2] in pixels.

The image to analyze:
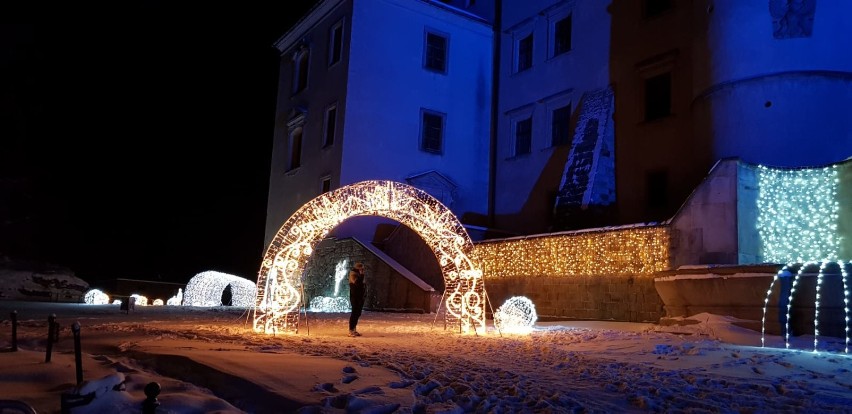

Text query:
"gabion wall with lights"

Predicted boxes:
[[475, 226, 670, 278], [255, 180, 484, 335]]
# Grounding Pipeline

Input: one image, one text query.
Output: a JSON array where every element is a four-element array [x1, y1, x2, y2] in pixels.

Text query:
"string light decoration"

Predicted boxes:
[[755, 164, 839, 263], [152, 299, 164, 306], [493, 296, 537, 334], [761, 261, 850, 354], [475, 225, 669, 278], [130, 294, 148, 307], [167, 288, 183, 306], [112, 299, 122, 305], [83, 289, 110, 305], [309, 296, 351, 313], [184, 271, 256, 307], [254, 180, 484, 335]]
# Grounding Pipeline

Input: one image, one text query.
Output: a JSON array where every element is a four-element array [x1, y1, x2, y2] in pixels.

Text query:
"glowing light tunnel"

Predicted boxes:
[[254, 180, 485, 335], [184, 271, 257, 307]]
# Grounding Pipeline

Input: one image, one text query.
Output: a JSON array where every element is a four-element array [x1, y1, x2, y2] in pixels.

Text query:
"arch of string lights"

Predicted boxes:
[[254, 180, 484, 335], [475, 225, 669, 278], [184, 271, 257, 307], [755, 164, 840, 263]]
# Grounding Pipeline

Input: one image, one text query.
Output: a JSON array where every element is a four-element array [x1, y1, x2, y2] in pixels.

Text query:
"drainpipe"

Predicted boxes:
[[488, 0, 502, 227]]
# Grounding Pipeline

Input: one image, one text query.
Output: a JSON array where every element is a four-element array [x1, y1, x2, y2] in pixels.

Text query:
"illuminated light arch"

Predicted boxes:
[[254, 180, 484, 335], [184, 271, 257, 307]]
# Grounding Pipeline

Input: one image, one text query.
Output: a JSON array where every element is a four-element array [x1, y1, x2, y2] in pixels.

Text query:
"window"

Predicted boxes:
[[644, 72, 671, 121], [292, 47, 310, 94], [288, 127, 303, 170], [321, 177, 331, 194], [323, 105, 337, 147], [553, 15, 572, 56], [517, 33, 533, 72], [424, 32, 448, 73], [646, 170, 668, 210], [644, 0, 672, 18], [514, 117, 532, 156], [329, 20, 343, 66], [551, 104, 571, 146], [420, 110, 445, 153]]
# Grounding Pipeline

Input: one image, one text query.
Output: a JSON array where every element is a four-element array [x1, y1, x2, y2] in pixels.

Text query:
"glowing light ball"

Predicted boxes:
[[152, 299, 164, 306], [494, 296, 537, 334], [112, 299, 122, 305], [84, 289, 110, 305], [309, 296, 351, 313], [184, 271, 256, 307], [255, 180, 484, 335], [167, 288, 183, 306], [130, 294, 148, 306]]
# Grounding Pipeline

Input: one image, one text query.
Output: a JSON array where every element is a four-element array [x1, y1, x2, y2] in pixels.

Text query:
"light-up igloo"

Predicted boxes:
[[184, 271, 256, 307]]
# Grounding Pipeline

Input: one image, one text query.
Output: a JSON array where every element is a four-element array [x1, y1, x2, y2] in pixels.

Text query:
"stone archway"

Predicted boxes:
[[253, 180, 485, 335]]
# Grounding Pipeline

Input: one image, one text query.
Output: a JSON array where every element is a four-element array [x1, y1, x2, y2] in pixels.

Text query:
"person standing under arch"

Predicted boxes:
[[348, 262, 366, 337]]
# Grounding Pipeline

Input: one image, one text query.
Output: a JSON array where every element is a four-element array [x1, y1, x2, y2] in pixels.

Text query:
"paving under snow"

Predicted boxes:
[[1, 301, 850, 413]]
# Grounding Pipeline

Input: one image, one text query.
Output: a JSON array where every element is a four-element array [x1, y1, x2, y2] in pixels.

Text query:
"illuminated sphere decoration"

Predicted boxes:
[[184, 271, 256, 307], [255, 180, 485, 335], [84, 289, 110, 305], [130, 294, 148, 307], [152, 299, 164, 306], [494, 296, 538, 334]]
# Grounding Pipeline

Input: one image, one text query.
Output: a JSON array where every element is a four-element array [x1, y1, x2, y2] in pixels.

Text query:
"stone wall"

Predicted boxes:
[[484, 274, 663, 322]]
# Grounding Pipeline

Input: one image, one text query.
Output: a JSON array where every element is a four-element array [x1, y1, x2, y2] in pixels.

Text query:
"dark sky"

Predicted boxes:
[[1, 4, 319, 283]]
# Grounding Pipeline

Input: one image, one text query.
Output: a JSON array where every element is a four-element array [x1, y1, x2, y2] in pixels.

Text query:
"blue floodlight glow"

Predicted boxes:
[[756, 165, 839, 263]]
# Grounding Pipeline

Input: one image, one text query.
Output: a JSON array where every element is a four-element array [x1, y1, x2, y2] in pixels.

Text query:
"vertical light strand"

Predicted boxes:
[[786, 262, 812, 349], [814, 261, 826, 352], [842, 260, 850, 354], [761, 266, 787, 348]]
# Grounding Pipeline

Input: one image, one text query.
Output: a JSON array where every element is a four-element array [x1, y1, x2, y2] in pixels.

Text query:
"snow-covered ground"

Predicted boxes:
[[1, 301, 850, 413]]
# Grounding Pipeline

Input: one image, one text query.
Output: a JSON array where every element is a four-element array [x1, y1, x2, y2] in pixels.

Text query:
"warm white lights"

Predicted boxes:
[[130, 294, 148, 307], [254, 180, 485, 335], [756, 165, 839, 263], [184, 271, 257, 307], [475, 225, 669, 278], [494, 296, 537, 334], [83, 289, 110, 305], [167, 288, 183, 306], [152, 299, 164, 306], [309, 296, 351, 313]]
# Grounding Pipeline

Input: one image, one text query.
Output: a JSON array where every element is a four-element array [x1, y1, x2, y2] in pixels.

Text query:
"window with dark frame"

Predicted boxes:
[[424, 32, 447, 73], [421, 110, 444, 153], [323, 106, 337, 147], [292, 49, 310, 94], [289, 128, 303, 170], [644, 72, 671, 121], [329, 21, 343, 66], [551, 104, 571, 146], [554, 15, 572, 56], [321, 177, 331, 194], [515, 117, 532, 156], [517, 33, 533, 72], [644, 0, 673, 18], [646, 170, 668, 210]]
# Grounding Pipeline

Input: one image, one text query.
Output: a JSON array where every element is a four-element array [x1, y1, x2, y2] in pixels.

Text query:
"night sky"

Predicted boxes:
[[1, 4, 319, 283]]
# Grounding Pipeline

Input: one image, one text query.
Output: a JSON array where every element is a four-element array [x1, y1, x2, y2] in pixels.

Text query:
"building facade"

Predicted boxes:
[[265, 0, 493, 245]]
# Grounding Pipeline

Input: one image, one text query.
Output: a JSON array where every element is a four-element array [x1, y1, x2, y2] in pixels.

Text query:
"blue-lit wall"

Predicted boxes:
[[341, 0, 492, 221], [692, 0, 852, 167]]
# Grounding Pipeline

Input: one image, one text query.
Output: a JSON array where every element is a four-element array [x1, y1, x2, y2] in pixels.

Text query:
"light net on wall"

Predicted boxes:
[[184, 271, 257, 307], [475, 226, 669, 278], [756, 165, 840, 263], [84, 289, 110, 305], [254, 180, 484, 335]]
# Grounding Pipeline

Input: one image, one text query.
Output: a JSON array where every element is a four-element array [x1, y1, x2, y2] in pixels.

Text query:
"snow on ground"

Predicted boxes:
[[1, 301, 851, 413]]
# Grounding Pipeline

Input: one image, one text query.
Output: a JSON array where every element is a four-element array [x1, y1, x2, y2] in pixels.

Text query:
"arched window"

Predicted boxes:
[[289, 126, 303, 170], [292, 47, 310, 94]]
